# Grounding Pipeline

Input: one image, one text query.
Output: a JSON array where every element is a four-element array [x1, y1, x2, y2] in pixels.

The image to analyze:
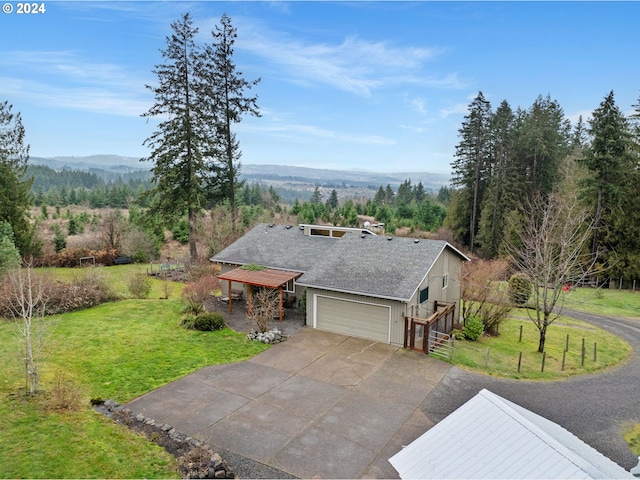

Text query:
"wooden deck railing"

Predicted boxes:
[[404, 302, 456, 354]]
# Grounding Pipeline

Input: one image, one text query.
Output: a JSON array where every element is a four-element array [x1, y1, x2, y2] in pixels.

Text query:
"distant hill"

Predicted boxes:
[[28, 155, 450, 195], [29, 155, 144, 173], [241, 164, 450, 191]]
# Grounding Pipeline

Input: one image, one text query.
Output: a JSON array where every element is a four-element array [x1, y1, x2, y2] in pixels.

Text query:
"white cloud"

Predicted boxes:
[[235, 21, 455, 97], [439, 102, 469, 118], [244, 121, 396, 146], [0, 51, 151, 117]]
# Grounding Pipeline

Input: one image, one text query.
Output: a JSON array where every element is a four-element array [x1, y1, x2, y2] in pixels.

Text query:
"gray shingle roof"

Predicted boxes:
[[211, 224, 468, 302], [209, 223, 336, 272], [297, 234, 452, 301]]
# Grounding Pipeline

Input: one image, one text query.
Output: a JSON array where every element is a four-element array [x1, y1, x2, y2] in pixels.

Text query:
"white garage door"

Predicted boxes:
[[314, 295, 391, 343]]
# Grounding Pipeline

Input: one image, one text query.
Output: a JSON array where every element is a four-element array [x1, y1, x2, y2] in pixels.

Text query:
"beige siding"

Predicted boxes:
[[408, 248, 464, 323], [306, 288, 407, 346], [217, 264, 245, 296]]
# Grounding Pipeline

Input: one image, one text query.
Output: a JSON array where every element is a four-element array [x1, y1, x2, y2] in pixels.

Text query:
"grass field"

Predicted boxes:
[[451, 311, 632, 379], [563, 286, 640, 318], [0, 265, 268, 478]]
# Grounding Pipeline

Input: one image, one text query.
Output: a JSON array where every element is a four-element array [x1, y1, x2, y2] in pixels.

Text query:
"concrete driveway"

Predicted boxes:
[[126, 329, 451, 479]]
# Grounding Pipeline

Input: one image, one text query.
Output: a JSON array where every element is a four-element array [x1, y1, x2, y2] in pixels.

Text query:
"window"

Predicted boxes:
[[419, 286, 429, 304], [284, 279, 295, 293], [442, 274, 448, 289]]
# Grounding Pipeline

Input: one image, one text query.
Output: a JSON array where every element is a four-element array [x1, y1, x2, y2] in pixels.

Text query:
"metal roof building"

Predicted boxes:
[[389, 389, 634, 479]]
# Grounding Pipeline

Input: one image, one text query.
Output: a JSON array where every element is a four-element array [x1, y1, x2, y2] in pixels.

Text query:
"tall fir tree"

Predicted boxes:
[[512, 95, 571, 201], [579, 91, 635, 280], [579, 91, 631, 255], [203, 14, 260, 233], [0, 101, 36, 256], [142, 13, 217, 262], [477, 99, 517, 257], [449, 91, 493, 252]]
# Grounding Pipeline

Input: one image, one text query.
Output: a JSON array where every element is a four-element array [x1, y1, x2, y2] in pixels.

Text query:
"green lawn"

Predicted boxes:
[[40, 263, 184, 300], [563, 287, 640, 318], [0, 266, 269, 478], [451, 308, 632, 380]]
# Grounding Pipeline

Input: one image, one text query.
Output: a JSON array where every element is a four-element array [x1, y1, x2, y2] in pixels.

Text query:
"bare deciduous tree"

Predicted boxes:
[[99, 210, 127, 252], [2, 262, 51, 395], [506, 192, 596, 352], [248, 288, 279, 333], [461, 258, 512, 335]]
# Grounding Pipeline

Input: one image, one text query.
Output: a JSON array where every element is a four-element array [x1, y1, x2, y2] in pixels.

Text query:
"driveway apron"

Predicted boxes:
[[126, 329, 451, 479]]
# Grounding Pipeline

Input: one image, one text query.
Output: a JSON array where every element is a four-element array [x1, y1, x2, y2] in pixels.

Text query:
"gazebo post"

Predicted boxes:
[[247, 284, 253, 317], [227, 280, 233, 313], [279, 287, 283, 321]]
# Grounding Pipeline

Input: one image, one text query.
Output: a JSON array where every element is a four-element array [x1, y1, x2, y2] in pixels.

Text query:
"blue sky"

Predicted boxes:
[[1, 1, 638, 174]]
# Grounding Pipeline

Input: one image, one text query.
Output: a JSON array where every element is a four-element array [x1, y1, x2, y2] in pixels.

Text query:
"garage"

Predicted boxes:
[[314, 295, 391, 343]]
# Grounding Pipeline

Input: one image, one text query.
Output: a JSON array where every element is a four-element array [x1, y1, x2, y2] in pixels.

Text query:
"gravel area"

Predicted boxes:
[[204, 296, 306, 337]]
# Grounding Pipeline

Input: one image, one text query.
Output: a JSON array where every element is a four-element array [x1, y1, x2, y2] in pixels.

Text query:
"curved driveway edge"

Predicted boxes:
[[421, 311, 640, 470], [126, 329, 451, 479]]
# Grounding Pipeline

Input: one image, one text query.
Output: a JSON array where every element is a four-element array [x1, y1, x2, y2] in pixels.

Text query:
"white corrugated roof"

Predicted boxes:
[[389, 389, 633, 479]]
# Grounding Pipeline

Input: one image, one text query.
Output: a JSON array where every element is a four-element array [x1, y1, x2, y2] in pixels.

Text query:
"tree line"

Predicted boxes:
[[447, 90, 640, 286]]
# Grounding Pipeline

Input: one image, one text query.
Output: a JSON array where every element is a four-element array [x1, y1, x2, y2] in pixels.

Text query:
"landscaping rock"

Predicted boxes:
[[246, 328, 287, 344], [97, 399, 237, 479]]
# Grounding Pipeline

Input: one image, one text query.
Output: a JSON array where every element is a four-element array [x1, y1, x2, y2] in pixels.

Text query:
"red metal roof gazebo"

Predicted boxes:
[[217, 268, 302, 320]]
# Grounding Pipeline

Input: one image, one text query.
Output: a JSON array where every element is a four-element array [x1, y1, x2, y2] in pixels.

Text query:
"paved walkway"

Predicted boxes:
[[126, 329, 451, 479]]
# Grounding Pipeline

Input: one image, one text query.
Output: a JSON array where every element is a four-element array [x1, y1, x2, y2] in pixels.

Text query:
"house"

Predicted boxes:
[[210, 223, 469, 347], [389, 388, 635, 479]]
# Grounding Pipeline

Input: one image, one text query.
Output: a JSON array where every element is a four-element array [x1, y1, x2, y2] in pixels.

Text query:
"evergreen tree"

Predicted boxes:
[[0, 101, 36, 256], [327, 189, 339, 209], [513, 95, 570, 200], [396, 179, 413, 205], [413, 182, 425, 203], [579, 91, 634, 272], [203, 13, 260, 233], [477, 100, 517, 257], [310, 186, 322, 204], [52, 224, 66, 253], [142, 13, 216, 262], [450, 91, 493, 252], [373, 186, 386, 205], [384, 184, 395, 204], [0, 221, 21, 278], [436, 185, 451, 205]]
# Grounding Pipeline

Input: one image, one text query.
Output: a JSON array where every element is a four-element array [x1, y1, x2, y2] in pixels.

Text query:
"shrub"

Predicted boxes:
[[463, 315, 484, 341], [127, 272, 152, 299], [180, 313, 197, 329], [45, 269, 115, 315], [171, 219, 190, 244], [39, 247, 117, 267], [47, 371, 83, 412], [192, 313, 225, 331], [462, 259, 512, 336], [181, 275, 219, 311], [508, 273, 533, 306]]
